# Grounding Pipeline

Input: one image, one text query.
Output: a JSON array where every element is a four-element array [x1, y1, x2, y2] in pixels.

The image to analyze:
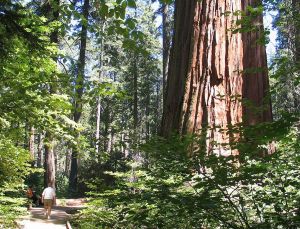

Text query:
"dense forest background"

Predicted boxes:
[[0, 0, 299, 228]]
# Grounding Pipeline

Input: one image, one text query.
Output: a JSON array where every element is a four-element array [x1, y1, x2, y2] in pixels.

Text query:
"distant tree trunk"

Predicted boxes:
[[133, 55, 138, 132], [96, 97, 101, 151], [145, 75, 150, 140], [162, 3, 171, 107], [156, 83, 160, 134], [241, 0, 272, 126], [43, 0, 59, 188], [65, 148, 71, 175], [161, 0, 272, 155], [37, 133, 43, 167], [107, 127, 112, 153], [28, 126, 35, 160], [69, 0, 89, 193]]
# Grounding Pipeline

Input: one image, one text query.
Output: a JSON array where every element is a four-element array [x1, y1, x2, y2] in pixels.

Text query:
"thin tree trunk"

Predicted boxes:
[[96, 97, 101, 151], [156, 83, 160, 134], [161, 0, 272, 155], [107, 127, 112, 153], [145, 75, 150, 140], [28, 126, 35, 161], [69, 0, 89, 193], [133, 55, 138, 132], [96, 23, 105, 154], [65, 148, 71, 176], [37, 133, 43, 167]]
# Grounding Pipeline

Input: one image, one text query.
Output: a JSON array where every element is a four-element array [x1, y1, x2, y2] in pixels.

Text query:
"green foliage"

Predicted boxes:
[[75, 117, 300, 228], [0, 139, 30, 190], [0, 137, 31, 228], [269, 0, 300, 118], [0, 0, 74, 224], [0, 196, 27, 228]]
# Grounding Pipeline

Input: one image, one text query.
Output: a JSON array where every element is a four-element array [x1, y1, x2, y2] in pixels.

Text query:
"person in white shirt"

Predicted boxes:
[[42, 185, 56, 219]]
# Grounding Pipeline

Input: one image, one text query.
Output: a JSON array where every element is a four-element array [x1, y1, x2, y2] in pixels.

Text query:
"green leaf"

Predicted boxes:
[[127, 0, 136, 8]]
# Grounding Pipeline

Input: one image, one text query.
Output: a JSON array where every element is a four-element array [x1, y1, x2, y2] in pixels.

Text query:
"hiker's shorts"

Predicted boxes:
[[44, 199, 53, 208]]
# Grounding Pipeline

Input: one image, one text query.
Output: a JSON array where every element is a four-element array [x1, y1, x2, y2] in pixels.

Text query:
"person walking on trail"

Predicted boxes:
[[42, 185, 56, 219]]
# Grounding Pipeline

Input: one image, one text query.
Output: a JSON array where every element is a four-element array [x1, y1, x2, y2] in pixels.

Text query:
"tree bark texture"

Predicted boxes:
[[69, 0, 89, 192], [161, 0, 272, 155]]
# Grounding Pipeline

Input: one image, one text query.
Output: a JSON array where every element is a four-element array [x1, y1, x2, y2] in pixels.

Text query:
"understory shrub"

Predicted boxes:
[[75, 116, 300, 229]]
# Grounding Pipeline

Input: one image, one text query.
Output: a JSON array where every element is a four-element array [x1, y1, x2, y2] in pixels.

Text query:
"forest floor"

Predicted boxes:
[[16, 199, 86, 229]]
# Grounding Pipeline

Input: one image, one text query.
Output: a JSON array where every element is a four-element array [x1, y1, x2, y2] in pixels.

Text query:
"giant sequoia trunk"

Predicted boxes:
[[161, 0, 272, 155]]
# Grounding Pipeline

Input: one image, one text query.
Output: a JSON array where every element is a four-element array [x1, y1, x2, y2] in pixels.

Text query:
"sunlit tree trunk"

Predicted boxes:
[[161, 0, 272, 155], [69, 0, 89, 193]]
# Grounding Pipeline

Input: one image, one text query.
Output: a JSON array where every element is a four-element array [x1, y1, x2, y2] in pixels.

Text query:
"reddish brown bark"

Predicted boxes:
[[161, 0, 272, 155]]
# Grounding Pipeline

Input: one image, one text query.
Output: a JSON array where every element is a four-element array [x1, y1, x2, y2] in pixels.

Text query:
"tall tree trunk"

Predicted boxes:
[[162, 3, 171, 108], [161, 0, 272, 155], [241, 0, 272, 125], [145, 75, 150, 140], [96, 23, 105, 154], [69, 0, 89, 193], [133, 55, 138, 132], [43, 0, 59, 188]]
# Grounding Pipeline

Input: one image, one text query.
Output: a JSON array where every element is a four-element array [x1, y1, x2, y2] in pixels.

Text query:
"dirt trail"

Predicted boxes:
[[17, 207, 69, 229], [17, 199, 86, 229]]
